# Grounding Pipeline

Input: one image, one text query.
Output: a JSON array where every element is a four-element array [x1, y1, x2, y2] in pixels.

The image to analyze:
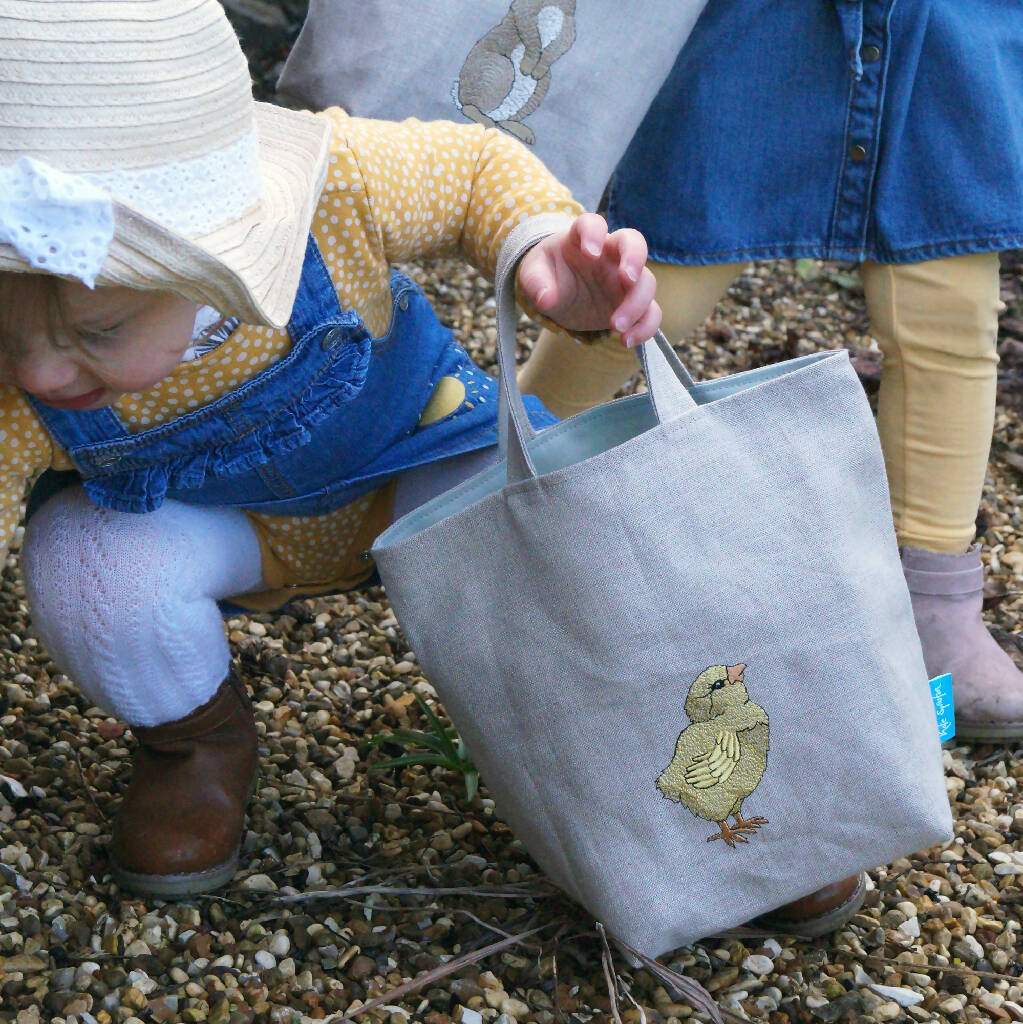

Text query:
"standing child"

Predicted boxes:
[[0, 0, 660, 898], [519, 0, 1023, 741]]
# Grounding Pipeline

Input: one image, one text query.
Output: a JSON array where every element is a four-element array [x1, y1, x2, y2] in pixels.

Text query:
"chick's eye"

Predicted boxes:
[[710, 679, 727, 691]]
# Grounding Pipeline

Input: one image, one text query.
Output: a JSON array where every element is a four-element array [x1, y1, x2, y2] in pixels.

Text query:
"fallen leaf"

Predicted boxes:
[[827, 270, 861, 291]]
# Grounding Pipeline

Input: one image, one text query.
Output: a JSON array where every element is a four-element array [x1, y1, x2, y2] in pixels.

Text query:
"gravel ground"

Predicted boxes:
[[3, 4, 1023, 1022], [2, 256, 1023, 1024]]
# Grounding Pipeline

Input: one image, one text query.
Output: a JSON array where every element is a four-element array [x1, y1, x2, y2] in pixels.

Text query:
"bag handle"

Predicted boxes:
[[495, 215, 700, 483]]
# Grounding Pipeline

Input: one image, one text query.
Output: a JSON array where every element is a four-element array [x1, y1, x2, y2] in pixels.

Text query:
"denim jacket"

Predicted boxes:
[[608, 0, 1023, 265]]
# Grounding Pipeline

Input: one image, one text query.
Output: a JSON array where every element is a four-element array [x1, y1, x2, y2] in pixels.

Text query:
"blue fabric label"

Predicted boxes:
[[930, 673, 955, 742]]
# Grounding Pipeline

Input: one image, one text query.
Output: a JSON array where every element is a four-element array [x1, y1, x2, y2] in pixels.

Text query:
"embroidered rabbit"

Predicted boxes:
[[453, 0, 577, 145]]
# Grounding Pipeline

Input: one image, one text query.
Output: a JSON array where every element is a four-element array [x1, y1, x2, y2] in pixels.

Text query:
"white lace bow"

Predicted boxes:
[[0, 157, 115, 287]]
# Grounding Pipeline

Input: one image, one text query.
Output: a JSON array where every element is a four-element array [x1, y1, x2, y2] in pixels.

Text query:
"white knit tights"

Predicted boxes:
[[22, 488, 265, 727], [21, 447, 499, 727]]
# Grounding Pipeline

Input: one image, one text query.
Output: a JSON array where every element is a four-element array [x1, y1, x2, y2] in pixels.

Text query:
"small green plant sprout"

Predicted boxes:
[[369, 692, 479, 802]]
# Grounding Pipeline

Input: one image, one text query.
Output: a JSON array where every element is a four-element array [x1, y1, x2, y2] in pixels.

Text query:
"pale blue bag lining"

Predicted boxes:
[[378, 349, 841, 545]]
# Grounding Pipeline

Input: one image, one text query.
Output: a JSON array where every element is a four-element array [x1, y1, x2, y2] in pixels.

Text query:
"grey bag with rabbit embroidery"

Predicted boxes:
[[277, 0, 708, 210], [372, 215, 953, 956]]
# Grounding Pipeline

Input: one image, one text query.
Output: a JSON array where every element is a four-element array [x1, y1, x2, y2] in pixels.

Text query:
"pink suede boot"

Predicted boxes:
[[902, 546, 1023, 740]]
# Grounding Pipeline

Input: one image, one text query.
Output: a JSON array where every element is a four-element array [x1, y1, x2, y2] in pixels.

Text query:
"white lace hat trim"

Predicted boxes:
[[81, 124, 262, 238], [0, 125, 261, 288]]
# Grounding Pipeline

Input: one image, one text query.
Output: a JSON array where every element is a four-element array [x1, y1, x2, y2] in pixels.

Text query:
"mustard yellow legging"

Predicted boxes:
[[518, 254, 1002, 555]]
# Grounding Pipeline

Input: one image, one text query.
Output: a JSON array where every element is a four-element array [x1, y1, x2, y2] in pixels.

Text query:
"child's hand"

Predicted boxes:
[[517, 213, 662, 347]]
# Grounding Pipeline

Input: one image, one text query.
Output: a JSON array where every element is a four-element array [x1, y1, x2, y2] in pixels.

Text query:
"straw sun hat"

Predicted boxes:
[[0, 0, 332, 326]]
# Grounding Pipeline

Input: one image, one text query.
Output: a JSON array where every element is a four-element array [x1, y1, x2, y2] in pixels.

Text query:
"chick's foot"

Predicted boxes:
[[732, 812, 768, 832], [707, 820, 758, 847]]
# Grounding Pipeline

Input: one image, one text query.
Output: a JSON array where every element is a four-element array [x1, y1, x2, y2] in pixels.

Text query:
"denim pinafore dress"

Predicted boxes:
[[608, 0, 1023, 265], [26, 234, 556, 525]]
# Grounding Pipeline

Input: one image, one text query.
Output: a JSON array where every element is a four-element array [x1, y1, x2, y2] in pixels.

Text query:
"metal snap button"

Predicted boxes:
[[93, 451, 120, 468], [320, 326, 346, 350], [398, 294, 410, 311], [861, 44, 881, 63], [849, 144, 869, 162]]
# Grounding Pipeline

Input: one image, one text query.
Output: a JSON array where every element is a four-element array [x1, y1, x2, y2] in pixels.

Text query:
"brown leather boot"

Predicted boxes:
[[109, 673, 258, 898], [752, 874, 867, 937]]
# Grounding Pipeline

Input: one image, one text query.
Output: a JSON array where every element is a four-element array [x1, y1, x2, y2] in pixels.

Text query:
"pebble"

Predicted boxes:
[[53, 968, 75, 991], [74, 962, 101, 988], [499, 996, 530, 1019], [870, 985, 925, 1008], [430, 831, 454, 852], [742, 955, 774, 976], [953, 934, 985, 962], [126, 970, 157, 995], [147, 997, 179, 1023], [254, 950, 276, 970], [5, 954, 46, 972], [874, 1002, 903, 1021], [241, 873, 278, 891]]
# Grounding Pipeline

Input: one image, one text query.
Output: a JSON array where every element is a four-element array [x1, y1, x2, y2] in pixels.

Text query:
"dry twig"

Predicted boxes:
[[341, 924, 548, 1020]]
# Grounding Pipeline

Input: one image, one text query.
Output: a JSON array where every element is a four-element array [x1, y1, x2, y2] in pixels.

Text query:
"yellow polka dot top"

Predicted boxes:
[[0, 109, 583, 609]]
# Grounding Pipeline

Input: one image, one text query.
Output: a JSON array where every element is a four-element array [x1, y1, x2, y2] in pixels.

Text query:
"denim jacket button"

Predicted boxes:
[[398, 294, 410, 311], [321, 326, 346, 350], [861, 44, 881, 63], [93, 451, 120, 468], [849, 144, 868, 162]]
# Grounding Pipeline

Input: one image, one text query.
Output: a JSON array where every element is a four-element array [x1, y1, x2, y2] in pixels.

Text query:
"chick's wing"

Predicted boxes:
[[683, 729, 741, 790]]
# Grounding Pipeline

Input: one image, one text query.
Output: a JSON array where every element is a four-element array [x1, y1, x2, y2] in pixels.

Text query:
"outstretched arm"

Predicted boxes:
[[322, 110, 659, 344]]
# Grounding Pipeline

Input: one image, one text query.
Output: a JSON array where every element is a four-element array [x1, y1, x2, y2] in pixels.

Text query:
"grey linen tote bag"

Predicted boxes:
[[277, 1, 708, 210], [372, 216, 953, 956]]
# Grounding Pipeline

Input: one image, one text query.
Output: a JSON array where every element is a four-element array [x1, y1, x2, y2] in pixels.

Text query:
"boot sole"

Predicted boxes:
[[110, 846, 240, 899], [753, 872, 868, 939], [109, 772, 258, 899], [951, 720, 1023, 742]]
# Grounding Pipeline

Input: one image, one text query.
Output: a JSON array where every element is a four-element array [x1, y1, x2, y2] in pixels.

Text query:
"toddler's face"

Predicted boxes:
[[0, 277, 197, 410]]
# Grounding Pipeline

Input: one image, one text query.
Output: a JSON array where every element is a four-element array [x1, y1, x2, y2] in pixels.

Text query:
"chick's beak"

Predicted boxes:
[[727, 663, 746, 684]]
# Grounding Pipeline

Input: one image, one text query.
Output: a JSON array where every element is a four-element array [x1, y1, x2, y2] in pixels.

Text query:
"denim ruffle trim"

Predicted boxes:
[[81, 336, 372, 515]]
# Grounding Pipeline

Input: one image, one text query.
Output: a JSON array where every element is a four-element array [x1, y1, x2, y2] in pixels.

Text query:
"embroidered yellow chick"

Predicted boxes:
[[657, 663, 770, 847]]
